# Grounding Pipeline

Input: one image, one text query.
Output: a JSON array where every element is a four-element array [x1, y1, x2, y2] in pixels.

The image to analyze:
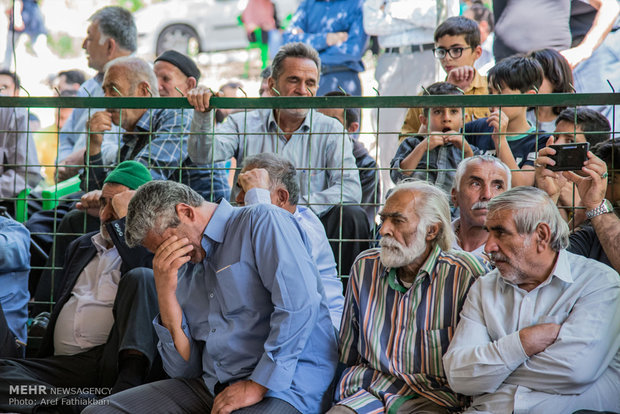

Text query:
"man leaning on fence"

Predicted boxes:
[[0, 161, 160, 414], [443, 186, 620, 413], [330, 181, 488, 414], [187, 42, 369, 274]]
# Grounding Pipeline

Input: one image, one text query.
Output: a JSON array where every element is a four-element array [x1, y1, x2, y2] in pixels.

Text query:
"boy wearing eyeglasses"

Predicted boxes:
[[400, 16, 489, 137], [390, 82, 475, 195]]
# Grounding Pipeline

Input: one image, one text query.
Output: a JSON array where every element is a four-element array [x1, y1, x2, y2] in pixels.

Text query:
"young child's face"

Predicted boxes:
[[435, 34, 481, 74], [488, 82, 525, 120], [424, 107, 464, 132]]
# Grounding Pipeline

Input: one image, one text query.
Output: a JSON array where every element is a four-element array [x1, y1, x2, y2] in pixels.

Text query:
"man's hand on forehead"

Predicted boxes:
[[238, 168, 271, 192], [110, 190, 136, 220]]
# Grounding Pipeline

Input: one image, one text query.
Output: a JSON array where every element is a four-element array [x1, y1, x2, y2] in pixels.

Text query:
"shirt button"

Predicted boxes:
[[209, 293, 214, 298], [211, 329, 216, 333]]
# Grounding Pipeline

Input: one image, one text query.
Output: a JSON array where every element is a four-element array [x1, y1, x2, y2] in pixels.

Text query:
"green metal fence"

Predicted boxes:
[[0, 93, 618, 345]]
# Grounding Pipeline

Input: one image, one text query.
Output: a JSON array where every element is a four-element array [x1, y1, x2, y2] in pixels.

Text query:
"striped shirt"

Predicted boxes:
[[336, 245, 488, 413]]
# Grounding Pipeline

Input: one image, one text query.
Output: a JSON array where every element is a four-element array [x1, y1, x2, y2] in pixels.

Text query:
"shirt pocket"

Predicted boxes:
[[215, 262, 258, 315], [420, 327, 453, 377], [96, 269, 121, 304]]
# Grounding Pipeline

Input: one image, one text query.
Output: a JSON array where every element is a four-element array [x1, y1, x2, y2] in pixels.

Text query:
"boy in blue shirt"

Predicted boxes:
[[391, 82, 475, 194], [465, 56, 550, 187]]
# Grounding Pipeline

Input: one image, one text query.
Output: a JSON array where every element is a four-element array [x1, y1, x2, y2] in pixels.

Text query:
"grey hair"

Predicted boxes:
[[125, 180, 204, 248], [241, 152, 300, 205], [487, 186, 569, 251], [271, 42, 321, 82], [104, 56, 159, 97], [89, 6, 137, 52], [389, 180, 455, 251], [452, 155, 512, 192]]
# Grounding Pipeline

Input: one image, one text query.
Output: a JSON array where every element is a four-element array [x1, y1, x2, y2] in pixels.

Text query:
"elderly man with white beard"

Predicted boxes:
[[330, 180, 489, 414], [443, 186, 620, 413]]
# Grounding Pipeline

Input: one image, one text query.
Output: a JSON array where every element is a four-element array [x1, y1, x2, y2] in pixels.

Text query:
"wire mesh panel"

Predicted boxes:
[[0, 92, 618, 348]]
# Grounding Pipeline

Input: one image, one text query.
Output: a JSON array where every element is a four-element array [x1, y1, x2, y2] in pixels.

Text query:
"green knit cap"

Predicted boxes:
[[104, 160, 152, 190]]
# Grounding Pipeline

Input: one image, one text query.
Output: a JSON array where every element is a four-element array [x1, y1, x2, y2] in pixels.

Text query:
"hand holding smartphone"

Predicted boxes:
[[547, 142, 589, 171]]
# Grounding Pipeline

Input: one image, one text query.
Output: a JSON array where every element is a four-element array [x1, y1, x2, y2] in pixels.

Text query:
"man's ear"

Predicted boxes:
[[137, 81, 151, 97], [274, 187, 290, 208], [426, 223, 440, 242], [186, 76, 197, 92], [175, 203, 195, 222], [347, 121, 360, 134], [451, 186, 458, 207], [267, 76, 276, 93], [534, 222, 552, 251], [106, 37, 116, 58]]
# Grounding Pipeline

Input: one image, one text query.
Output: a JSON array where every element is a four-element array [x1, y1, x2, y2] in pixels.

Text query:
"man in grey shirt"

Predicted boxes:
[[187, 42, 368, 275], [443, 186, 620, 413]]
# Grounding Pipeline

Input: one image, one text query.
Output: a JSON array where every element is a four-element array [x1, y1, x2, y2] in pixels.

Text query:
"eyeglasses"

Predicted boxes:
[[433, 46, 472, 59]]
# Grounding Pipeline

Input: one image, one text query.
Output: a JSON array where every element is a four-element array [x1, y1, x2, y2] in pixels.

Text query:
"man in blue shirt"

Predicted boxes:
[[88, 180, 338, 414], [0, 215, 30, 358], [235, 152, 344, 329], [282, 0, 368, 96]]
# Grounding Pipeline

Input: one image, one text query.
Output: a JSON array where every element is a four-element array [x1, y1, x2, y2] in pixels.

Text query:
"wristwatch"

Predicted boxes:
[[585, 199, 614, 220]]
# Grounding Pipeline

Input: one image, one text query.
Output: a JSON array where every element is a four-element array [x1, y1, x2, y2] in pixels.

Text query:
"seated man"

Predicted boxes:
[[330, 181, 488, 413], [153, 50, 199, 98], [187, 42, 368, 275], [85, 180, 338, 413], [443, 186, 620, 413], [83, 55, 229, 201], [235, 152, 344, 328], [451, 155, 511, 259], [0, 215, 30, 358], [0, 161, 159, 413]]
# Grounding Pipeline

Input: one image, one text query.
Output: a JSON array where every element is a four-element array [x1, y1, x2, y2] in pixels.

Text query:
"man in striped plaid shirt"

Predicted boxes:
[[329, 180, 489, 413]]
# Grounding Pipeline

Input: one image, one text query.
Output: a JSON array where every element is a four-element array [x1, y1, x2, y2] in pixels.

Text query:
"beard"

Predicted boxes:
[[379, 226, 428, 269], [487, 249, 529, 285]]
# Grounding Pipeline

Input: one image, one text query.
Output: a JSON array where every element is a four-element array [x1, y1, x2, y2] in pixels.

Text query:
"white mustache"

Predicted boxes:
[[471, 201, 488, 210], [380, 237, 402, 249]]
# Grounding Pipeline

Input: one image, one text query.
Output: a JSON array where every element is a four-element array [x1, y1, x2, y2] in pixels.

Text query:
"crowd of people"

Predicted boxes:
[[0, 0, 619, 413]]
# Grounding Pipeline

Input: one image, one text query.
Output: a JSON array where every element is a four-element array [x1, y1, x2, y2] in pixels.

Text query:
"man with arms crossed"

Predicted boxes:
[[444, 186, 620, 413]]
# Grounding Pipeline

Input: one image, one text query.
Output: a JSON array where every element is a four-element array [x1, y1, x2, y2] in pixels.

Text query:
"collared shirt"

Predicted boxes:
[[451, 218, 486, 260], [152, 200, 338, 414], [0, 107, 42, 197], [444, 250, 620, 413], [335, 245, 488, 413], [464, 119, 550, 168], [362, 0, 459, 48], [0, 217, 30, 344], [57, 74, 120, 165], [189, 109, 361, 216], [83, 108, 230, 202], [283, 0, 368, 72], [244, 187, 345, 328], [400, 70, 489, 137], [53, 232, 122, 356], [390, 134, 464, 193]]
